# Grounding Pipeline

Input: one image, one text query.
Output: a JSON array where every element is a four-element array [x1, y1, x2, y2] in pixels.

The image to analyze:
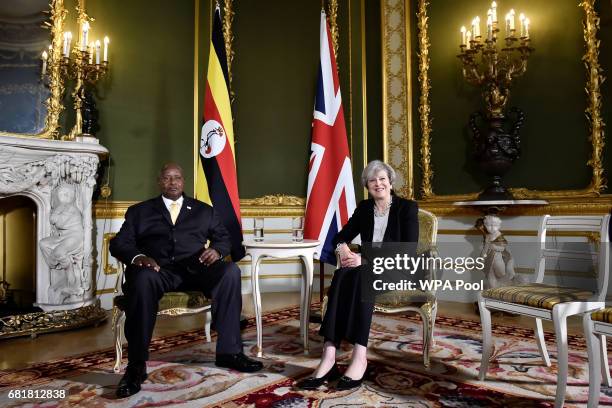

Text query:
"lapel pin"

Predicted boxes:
[[187, 206, 192, 210]]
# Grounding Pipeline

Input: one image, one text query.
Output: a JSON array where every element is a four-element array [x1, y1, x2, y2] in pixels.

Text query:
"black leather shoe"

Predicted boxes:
[[215, 352, 263, 373], [295, 363, 341, 390], [336, 374, 364, 391], [116, 363, 148, 398]]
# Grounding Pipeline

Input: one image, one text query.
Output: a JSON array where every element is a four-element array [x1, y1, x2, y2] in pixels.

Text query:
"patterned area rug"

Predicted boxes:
[[0, 305, 610, 407]]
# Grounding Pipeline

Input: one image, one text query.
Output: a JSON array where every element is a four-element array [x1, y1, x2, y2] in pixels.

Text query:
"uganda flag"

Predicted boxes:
[[196, 4, 245, 261]]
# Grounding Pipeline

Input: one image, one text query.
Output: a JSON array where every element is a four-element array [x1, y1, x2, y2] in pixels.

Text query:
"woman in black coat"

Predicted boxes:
[[297, 160, 419, 390]]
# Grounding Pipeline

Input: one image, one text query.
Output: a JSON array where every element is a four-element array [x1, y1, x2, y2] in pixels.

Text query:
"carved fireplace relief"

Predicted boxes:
[[0, 136, 107, 311]]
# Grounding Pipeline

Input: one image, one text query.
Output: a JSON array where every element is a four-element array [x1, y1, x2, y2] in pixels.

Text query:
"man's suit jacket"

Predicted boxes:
[[110, 195, 232, 271], [333, 196, 419, 246]]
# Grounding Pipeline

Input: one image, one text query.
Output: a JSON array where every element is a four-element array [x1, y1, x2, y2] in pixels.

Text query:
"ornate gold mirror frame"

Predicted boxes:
[[415, 0, 607, 205], [0, 0, 66, 140]]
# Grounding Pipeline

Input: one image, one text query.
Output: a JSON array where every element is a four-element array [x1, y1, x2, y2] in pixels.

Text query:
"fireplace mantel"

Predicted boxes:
[[0, 135, 108, 311]]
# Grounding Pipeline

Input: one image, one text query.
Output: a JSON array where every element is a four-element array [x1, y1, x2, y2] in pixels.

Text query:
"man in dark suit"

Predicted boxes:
[[110, 163, 262, 398]]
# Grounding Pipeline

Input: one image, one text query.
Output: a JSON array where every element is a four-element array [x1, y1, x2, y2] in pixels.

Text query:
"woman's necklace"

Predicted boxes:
[[374, 197, 392, 217]]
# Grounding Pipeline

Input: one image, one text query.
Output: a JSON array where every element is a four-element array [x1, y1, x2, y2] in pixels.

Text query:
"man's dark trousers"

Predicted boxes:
[[123, 260, 242, 362]]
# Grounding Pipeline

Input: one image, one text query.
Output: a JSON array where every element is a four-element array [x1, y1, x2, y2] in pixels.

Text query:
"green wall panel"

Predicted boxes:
[[88, 0, 196, 200], [416, 0, 605, 196], [365, 0, 383, 179], [232, 0, 319, 198]]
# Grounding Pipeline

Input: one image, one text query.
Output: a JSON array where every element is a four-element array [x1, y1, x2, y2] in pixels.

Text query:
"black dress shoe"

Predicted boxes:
[[336, 374, 364, 390], [295, 363, 341, 390], [215, 352, 263, 373], [116, 363, 148, 398]]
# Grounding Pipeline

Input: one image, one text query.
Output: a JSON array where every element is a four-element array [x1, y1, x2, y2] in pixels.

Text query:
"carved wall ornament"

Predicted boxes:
[[0, 135, 107, 311]]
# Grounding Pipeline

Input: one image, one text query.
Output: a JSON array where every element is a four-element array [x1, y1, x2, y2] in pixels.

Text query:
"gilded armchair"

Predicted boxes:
[[324, 208, 439, 367], [111, 263, 212, 373]]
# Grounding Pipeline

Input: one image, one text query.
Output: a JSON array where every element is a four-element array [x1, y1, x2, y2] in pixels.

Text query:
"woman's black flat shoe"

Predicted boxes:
[[336, 374, 364, 390], [296, 363, 341, 390]]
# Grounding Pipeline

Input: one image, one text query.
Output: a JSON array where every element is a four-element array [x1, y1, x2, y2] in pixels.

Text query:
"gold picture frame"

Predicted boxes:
[[416, 0, 607, 204]]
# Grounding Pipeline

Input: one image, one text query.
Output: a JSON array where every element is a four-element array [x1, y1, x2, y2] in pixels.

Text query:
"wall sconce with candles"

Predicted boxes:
[[40, 3, 111, 141], [457, 1, 533, 200]]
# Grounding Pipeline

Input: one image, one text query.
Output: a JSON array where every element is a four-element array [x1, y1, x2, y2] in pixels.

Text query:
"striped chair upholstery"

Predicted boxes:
[[481, 283, 595, 310], [591, 307, 612, 324], [478, 214, 610, 408]]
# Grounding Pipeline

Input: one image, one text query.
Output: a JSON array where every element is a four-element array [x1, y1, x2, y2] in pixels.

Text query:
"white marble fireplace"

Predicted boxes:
[[0, 135, 108, 311]]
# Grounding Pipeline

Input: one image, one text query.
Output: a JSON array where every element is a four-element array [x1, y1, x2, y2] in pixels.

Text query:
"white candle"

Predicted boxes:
[[524, 18, 530, 38], [95, 40, 101, 64], [487, 16, 493, 41], [89, 42, 94, 64], [81, 21, 89, 51], [41, 51, 48, 75], [491, 1, 498, 24], [519, 13, 526, 37], [466, 30, 472, 49], [505, 14, 511, 36], [473, 16, 481, 38], [509, 9, 515, 31], [103, 36, 109, 62], [460, 26, 466, 46], [66, 32, 72, 56], [62, 32, 68, 56]]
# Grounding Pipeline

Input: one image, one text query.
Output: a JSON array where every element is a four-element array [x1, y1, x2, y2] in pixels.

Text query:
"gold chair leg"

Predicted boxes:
[[420, 301, 435, 368], [112, 306, 124, 373]]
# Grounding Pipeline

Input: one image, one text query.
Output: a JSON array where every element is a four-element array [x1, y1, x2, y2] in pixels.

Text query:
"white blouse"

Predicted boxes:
[[372, 212, 389, 243]]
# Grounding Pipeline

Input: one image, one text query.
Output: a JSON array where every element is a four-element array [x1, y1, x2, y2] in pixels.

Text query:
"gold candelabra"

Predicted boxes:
[[41, 2, 111, 141], [457, 2, 533, 200], [457, 2, 533, 118]]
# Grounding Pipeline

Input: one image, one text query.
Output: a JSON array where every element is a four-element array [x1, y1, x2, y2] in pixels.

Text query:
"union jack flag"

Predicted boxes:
[[304, 11, 357, 265]]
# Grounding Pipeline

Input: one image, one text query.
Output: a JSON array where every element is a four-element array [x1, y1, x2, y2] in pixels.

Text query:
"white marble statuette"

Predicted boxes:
[[477, 214, 526, 289]]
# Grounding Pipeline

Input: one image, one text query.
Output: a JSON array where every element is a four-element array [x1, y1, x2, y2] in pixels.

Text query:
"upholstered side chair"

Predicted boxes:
[[112, 262, 212, 373], [583, 307, 612, 408], [478, 214, 610, 408]]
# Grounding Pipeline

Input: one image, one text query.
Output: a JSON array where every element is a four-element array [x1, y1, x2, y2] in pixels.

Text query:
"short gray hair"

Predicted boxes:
[[159, 162, 184, 178], [361, 160, 396, 187]]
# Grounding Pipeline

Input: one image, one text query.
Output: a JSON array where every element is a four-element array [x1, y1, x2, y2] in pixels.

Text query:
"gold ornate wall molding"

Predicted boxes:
[[93, 195, 306, 219], [419, 195, 612, 217], [327, 0, 340, 62], [416, 0, 607, 204], [222, 0, 235, 94], [94, 194, 611, 219], [239, 195, 305, 217], [0, 0, 66, 140], [381, 0, 414, 199]]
